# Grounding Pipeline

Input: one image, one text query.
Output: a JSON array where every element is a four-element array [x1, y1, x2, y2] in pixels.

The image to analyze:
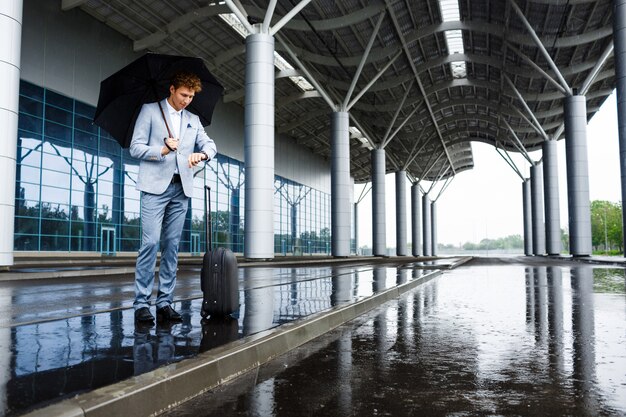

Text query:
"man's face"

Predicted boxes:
[[169, 85, 195, 111]]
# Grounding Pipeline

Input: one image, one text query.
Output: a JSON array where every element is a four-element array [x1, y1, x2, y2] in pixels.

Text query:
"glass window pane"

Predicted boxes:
[[46, 89, 73, 111], [20, 80, 43, 101], [19, 96, 43, 118], [74, 114, 97, 134], [18, 114, 43, 135], [75, 100, 95, 119], [45, 105, 72, 126], [44, 122, 72, 143]]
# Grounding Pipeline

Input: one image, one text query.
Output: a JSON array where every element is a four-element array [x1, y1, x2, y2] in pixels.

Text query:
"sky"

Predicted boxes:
[[354, 91, 622, 248]]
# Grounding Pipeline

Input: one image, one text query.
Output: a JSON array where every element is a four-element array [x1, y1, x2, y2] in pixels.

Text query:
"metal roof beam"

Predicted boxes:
[[350, 73, 612, 113], [349, 114, 379, 153], [494, 146, 525, 181], [434, 164, 450, 185], [266, 23, 610, 69], [420, 150, 444, 182], [505, 41, 567, 96], [281, 4, 385, 31], [548, 38, 612, 141], [344, 12, 386, 110], [405, 21, 611, 49], [385, 0, 455, 174], [580, 40, 614, 95], [404, 133, 433, 170], [434, 174, 454, 202], [427, 163, 448, 194], [275, 33, 337, 110], [382, 80, 414, 146], [501, 117, 535, 164], [512, 106, 545, 137], [133, 4, 231, 50], [382, 103, 422, 149], [270, 0, 312, 36], [343, 11, 385, 111], [347, 50, 403, 111], [507, 0, 573, 96], [263, 0, 277, 33], [224, 0, 255, 34], [355, 183, 372, 204], [504, 74, 548, 140]]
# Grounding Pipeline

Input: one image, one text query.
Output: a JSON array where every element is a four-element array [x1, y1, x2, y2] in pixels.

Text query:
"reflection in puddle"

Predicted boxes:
[[593, 268, 626, 293], [184, 263, 626, 417], [0, 262, 432, 416]]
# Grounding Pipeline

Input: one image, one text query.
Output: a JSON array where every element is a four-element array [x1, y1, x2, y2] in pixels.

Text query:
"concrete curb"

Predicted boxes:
[[0, 255, 446, 281], [23, 270, 442, 417], [0, 267, 137, 281]]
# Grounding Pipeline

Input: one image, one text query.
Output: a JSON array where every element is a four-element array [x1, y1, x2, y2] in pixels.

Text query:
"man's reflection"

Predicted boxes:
[[132, 323, 176, 376]]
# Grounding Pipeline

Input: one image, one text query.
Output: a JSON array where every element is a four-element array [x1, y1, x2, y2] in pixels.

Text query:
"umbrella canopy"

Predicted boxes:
[[94, 53, 224, 148]]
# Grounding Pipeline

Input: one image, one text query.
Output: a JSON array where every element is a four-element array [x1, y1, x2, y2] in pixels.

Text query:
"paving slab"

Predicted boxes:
[[163, 257, 626, 417], [1, 257, 464, 416]]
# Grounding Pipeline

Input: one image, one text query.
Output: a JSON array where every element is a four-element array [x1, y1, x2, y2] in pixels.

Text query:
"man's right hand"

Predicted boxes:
[[164, 137, 179, 151], [162, 137, 179, 156]]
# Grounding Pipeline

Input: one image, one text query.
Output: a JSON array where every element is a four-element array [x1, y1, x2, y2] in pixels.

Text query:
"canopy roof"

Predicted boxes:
[[67, 0, 615, 184]]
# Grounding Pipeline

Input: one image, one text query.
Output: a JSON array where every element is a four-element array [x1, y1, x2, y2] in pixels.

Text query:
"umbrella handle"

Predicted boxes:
[[157, 100, 174, 138]]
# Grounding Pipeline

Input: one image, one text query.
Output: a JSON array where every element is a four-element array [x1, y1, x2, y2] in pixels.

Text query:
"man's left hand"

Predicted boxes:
[[188, 152, 208, 167]]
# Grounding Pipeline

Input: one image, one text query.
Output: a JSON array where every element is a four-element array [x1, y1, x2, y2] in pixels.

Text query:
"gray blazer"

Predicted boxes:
[[129, 99, 217, 198]]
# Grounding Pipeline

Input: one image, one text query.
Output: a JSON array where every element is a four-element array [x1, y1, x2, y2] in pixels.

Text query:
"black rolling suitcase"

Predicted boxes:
[[200, 185, 239, 318]]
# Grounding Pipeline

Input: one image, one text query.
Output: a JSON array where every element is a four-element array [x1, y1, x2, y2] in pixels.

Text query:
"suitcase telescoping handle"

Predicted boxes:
[[204, 185, 212, 251]]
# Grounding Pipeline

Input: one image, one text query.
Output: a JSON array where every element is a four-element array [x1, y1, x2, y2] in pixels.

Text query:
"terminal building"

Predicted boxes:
[[1, 0, 624, 266]]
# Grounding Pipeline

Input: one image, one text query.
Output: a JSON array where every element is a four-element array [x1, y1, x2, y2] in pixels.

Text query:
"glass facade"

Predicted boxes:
[[15, 80, 331, 255]]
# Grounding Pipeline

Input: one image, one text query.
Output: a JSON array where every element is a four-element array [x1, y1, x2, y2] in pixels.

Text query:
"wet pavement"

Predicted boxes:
[[163, 257, 626, 417], [0, 258, 451, 416]]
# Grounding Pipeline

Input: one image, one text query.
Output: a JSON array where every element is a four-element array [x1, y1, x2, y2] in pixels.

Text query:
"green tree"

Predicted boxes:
[[561, 228, 569, 252], [590, 200, 623, 253]]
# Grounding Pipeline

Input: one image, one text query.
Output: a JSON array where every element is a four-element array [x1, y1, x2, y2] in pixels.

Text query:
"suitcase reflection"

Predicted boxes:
[[199, 315, 240, 353]]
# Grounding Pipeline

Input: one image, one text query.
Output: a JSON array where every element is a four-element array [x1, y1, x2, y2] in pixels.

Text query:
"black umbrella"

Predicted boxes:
[[94, 53, 224, 148]]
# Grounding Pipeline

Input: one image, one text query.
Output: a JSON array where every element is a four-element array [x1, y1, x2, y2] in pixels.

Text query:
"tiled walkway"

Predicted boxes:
[[0, 257, 465, 416], [165, 256, 626, 417]]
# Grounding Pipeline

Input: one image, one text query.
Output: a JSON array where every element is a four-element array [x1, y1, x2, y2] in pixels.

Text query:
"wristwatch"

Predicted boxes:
[[200, 150, 209, 161]]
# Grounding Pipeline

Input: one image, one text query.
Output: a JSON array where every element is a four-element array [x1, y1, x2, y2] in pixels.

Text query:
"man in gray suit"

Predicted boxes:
[[130, 71, 217, 324]]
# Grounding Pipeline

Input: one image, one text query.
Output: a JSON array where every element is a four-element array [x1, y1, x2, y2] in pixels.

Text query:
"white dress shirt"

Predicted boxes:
[[165, 99, 183, 174], [165, 99, 183, 139]]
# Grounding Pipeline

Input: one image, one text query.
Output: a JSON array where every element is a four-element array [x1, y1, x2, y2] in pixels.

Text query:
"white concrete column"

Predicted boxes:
[[422, 194, 432, 256], [0, 1, 22, 266], [372, 149, 386, 256], [531, 163, 546, 255], [411, 184, 422, 256], [395, 170, 407, 256], [564, 95, 592, 256], [522, 179, 533, 256], [542, 139, 561, 255], [244, 32, 275, 259], [431, 200, 437, 256], [331, 112, 351, 257]]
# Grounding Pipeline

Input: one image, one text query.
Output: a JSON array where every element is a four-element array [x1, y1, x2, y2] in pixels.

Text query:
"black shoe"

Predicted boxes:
[[135, 307, 155, 323], [156, 305, 183, 323]]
